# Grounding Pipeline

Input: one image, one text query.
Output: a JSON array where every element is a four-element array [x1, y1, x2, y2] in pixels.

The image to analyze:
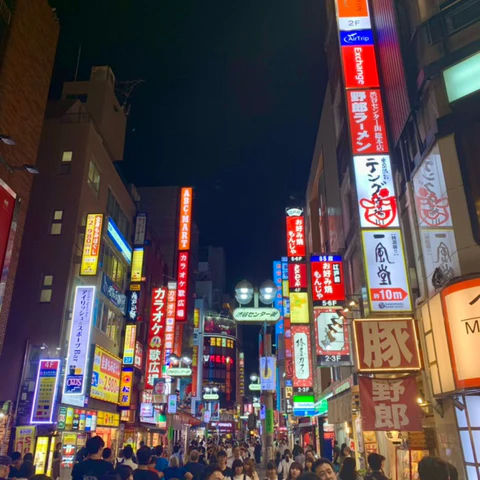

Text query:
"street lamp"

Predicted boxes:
[[235, 280, 254, 305], [250, 374, 259, 382]]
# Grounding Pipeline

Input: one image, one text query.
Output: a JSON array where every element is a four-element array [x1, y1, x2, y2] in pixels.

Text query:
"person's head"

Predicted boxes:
[[123, 446, 134, 460], [217, 450, 227, 467], [288, 462, 303, 480], [341, 446, 351, 457], [446, 463, 458, 480], [232, 459, 243, 476], [116, 465, 134, 480], [0, 456, 11, 478], [118, 449, 124, 459], [173, 445, 180, 454], [313, 458, 336, 480], [169, 455, 180, 468], [233, 446, 240, 459], [340, 457, 356, 477], [334, 441, 338, 446], [304, 459, 313, 472], [284, 449, 291, 461], [189, 450, 199, 463], [102, 448, 113, 462], [19, 460, 35, 479], [297, 473, 319, 480], [418, 456, 449, 480], [11, 452, 21, 468], [367, 453, 385, 472], [56, 443, 62, 451], [155, 446, 164, 457], [137, 446, 153, 466], [266, 461, 277, 479], [305, 451, 314, 461], [23, 454, 34, 463], [86, 436, 105, 456], [202, 465, 223, 480], [140, 441, 145, 448], [243, 458, 256, 475]]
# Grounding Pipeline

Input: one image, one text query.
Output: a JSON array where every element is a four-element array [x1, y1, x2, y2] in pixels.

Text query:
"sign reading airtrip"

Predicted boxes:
[[178, 187, 193, 250], [80, 214, 103, 276]]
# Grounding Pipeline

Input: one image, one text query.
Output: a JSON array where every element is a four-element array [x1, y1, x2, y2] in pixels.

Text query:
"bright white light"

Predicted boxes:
[[240, 293, 248, 300], [263, 287, 274, 294], [240, 288, 249, 294]]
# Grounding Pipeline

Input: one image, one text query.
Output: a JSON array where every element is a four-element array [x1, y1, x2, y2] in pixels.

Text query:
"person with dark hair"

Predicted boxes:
[[265, 461, 278, 480], [53, 443, 63, 480], [286, 462, 303, 480], [297, 473, 318, 480], [121, 447, 137, 471], [184, 450, 205, 480], [102, 449, 114, 465], [417, 456, 449, 480], [312, 458, 336, 480], [365, 454, 388, 480], [277, 450, 293, 480], [303, 459, 313, 474], [133, 447, 158, 480], [71, 436, 113, 480], [224, 459, 251, 480], [339, 457, 362, 480], [0, 456, 12, 480], [17, 461, 35, 480], [201, 465, 223, 480], [116, 465, 134, 480], [8, 453, 21, 478], [23, 455, 33, 464], [446, 463, 458, 480], [216, 451, 232, 478]]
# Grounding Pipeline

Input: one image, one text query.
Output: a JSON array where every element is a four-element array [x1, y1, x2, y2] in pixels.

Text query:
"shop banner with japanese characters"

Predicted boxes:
[[130, 248, 144, 282], [90, 346, 122, 404], [176, 251, 189, 321], [133, 212, 147, 246], [289, 292, 309, 324], [64, 286, 95, 396], [135, 341, 143, 370], [119, 369, 133, 407], [354, 156, 399, 228], [164, 283, 177, 371], [359, 376, 422, 431], [273, 261, 284, 335], [80, 214, 103, 276], [310, 255, 346, 306], [362, 230, 412, 312], [288, 262, 307, 291], [314, 308, 351, 366], [178, 187, 193, 251], [353, 318, 421, 372], [347, 89, 387, 155], [146, 287, 167, 388], [123, 324, 136, 365], [292, 325, 313, 391], [286, 209, 306, 260], [31, 359, 60, 424]]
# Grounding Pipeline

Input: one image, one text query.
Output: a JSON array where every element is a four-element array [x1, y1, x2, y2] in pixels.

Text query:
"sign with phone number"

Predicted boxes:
[[90, 346, 121, 404]]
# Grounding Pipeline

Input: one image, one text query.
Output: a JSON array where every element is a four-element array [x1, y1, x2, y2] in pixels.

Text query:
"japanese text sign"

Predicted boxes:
[[14, 427, 36, 457], [133, 212, 147, 246], [292, 325, 313, 389], [362, 230, 412, 312], [314, 308, 351, 366], [286, 210, 306, 260], [288, 263, 307, 290], [135, 341, 143, 370], [164, 284, 177, 370], [359, 376, 422, 431], [342, 44, 379, 89], [260, 357, 276, 391], [273, 261, 284, 318], [127, 290, 140, 321], [354, 155, 399, 228], [289, 292, 309, 324], [90, 346, 122, 404], [119, 369, 133, 407], [178, 187, 193, 251], [31, 359, 60, 424], [176, 251, 189, 321], [80, 214, 103, 276], [353, 318, 421, 372], [64, 286, 95, 396], [123, 324, 136, 365], [347, 90, 388, 155], [311, 255, 345, 304], [130, 248, 144, 282], [336, 0, 371, 31], [146, 287, 167, 388]]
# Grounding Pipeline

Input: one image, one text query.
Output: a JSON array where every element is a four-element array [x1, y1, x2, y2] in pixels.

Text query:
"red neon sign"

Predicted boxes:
[[311, 256, 346, 304], [178, 187, 192, 251], [176, 251, 189, 321], [342, 45, 379, 89], [288, 263, 307, 290], [286, 216, 306, 258]]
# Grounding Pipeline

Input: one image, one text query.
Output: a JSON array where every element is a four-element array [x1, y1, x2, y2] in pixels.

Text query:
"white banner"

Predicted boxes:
[[260, 357, 276, 391]]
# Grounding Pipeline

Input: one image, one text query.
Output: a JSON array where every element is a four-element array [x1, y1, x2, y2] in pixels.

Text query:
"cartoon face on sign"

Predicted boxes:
[[359, 187, 397, 228], [415, 187, 450, 227]]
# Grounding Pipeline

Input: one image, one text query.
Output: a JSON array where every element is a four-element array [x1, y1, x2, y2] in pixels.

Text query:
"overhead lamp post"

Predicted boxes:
[[0, 155, 39, 175]]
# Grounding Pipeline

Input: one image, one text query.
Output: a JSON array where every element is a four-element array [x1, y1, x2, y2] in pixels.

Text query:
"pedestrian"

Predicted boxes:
[[264, 461, 278, 480], [337, 446, 351, 468], [312, 458, 336, 480], [364, 454, 388, 480], [303, 459, 313, 473], [446, 463, 458, 480], [254, 443, 261, 465], [292, 443, 302, 459], [153, 447, 167, 473], [227, 448, 242, 469], [8, 453, 21, 479], [0, 456, 12, 480], [121, 447, 137, 471], [53, 443, 63, 480], [133, 447, 160, 480], [116, 465, 134, 480], [339, 458, 362, 480], [23, 456, 33, 465], [243, 459, 259, 480], [71, 436, 114, 480], [286, 462, 303, 480], [332, 442, 340, 472], [102, 449, 115, 466], [162, 456, 189, 480], [17, 461, 35, 480], [184, 450, 205, 480], [201, 465, 224, 480], [417, 456, 449, 480], [216, 451, 232, 478], [224, 459, 251, 480], [277, 450, 293, 480]]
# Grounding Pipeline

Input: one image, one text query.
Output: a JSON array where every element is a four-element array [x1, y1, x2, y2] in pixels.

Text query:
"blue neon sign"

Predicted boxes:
[[107, 218, 132, 264], [340, 30, 374, 46]]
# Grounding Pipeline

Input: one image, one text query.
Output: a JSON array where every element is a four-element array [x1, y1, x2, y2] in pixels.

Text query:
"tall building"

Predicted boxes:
[[0, 0, 59, 355], [196, 245, 226, 312]]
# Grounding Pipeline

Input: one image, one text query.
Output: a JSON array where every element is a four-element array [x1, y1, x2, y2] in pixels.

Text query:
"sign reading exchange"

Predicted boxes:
[[233, 308, 280, 322]]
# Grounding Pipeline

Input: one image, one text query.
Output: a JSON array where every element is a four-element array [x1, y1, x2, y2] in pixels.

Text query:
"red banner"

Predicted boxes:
[[353, 318, 421, 372], [284, 316, 293, 379], [311, 256, 346, 304], [347, 89, 388, 155], [176, 251, 189, 320], [163, 286, 177, 371], [292, 325, 313, 389], [341, 45, 379, 89], [178, 187, 192, 251], [359, 376, 423, 431], [288, 263, 307, 290], [286, 216, 306, 258]]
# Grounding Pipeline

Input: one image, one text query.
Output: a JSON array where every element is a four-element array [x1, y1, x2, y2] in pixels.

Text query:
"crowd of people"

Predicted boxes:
[[1, 436, 460, 480]]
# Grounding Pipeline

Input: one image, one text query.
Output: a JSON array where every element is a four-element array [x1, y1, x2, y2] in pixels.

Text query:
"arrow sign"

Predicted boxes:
[[370, 288, 408, 301]]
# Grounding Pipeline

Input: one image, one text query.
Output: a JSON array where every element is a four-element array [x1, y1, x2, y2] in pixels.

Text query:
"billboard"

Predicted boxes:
[[288, 263, 307, 290], [64, 286, 95, 396], [353, 318, 421, 372], [107, 217, 132, 264], [80, 214, 103, 276], [146, 287, 167, 388], [176, 251, 189, 321], [286, 210, 306, 260], [289, 292, 309, 324], [90, 346, 122, 404], [119, 369, 133, 407], [123, 324, 136, 365], [135, 341, 143, 370], [130, 248, 144, 282], [178, 187, 193, 251], [341, 45, 379, 89], [292, 325, 313, 392], [31, 359, 60, 424], [133, 213, 147, 246], [310, 255, 346, 305], [259, 357, 276, 391], [164, 284, 177, 369]]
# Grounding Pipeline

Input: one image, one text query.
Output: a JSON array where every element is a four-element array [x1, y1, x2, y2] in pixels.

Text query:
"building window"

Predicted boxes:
[[102, 244, 127, 290], [96, 300, 122, 343], [40, 275, 53, 303], [87, 160, 101, 197], [62, 151, 72, 163], [107, 188, 130, 240], [50, 210, 63, 235], [60, 151, 73, 174]]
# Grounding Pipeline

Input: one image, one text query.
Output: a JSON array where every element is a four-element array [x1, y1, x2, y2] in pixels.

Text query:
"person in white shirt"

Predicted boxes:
[[277, 450, 293, 480], [121, 445, 138, 470], [224, 459, 251, 480], [227, 447, 242, 469]]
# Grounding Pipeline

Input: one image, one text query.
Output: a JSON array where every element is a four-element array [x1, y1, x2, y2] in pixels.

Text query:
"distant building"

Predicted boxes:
[[196, 246, 226, 312]]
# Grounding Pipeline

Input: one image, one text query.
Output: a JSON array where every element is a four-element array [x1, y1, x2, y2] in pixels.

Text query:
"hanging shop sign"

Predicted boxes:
[[178, 187, 193, 250], [336, 0, 370, 30], [441, 278, 480, 389], [130, 248, 144, 282], [164, 283, 177, 369], [146, 287, 167, 388], [310, 255, 346, 305], [64, 286, 95, 396], [107, 217, 132, 264], [233, 307, 280, 322], [166, 367, 192, 377], [127, 290, 140, 321], [341, 44, 379, 89], [176, 251, 189, 321], [288, 263, 307, 290], [101, 273, 127, 314], [192, 309, 199, 397], [285, 208, 306, 260], [14, 426, 36, 456], [80, 214, 103, 276], [289, 292, 309, 324], [30, 359, 60, 424], [119, 368, 133, 407], [168, 394, 177, 414], [260, 356, 276, 391], [273, 261, 284, 335], [347, 90, 387, 155], [203, 393, 219, 400], [90, 346, 122, 404], [359, 376, 422, 431], [353, 318, 421, 372], [362, 230, 412, 312], [133, 212, 147, 246], [239, 352, 245, 396], [340, 29, 374, 46], [123, 324, 136, 365], [314, 308, 351, 366], [292, 325, 313, 391], [135, 341, 143, 370], [354, 156, 399, 228], [249, 383, 261, 391], [97, 411, 120, 427]]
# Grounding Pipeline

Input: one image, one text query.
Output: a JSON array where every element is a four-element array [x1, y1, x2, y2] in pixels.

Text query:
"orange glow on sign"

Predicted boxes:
[[336, 0, 369, 18], [178, 187, 192, 251]]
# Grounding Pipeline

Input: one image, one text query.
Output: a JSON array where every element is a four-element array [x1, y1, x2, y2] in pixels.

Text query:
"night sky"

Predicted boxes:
[[50, 0, 327, 294]]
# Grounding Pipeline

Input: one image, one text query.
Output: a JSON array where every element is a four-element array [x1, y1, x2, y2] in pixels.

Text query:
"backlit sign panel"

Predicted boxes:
[[288, 263, 307, 290], [340, 30, 374, 46], [123, 324, 136, 365], [289, 292, 309, 324], [444, 51, 480, 103], [347, 89, 388, 155], [90, 346, 122, 404], [164, 284, 177, 370], [341, 45, 379, 89], [133, 213, 147, 246], [336, 0, 370, 31], [286, 213, 306, 260], [292, 325, 313, 392], [176, 251, 189, 321], [135, 341, 143, 370], [178, 187, 193, 251], [130, 248, 144, 282], [353, 318, 421, 372], [64, 286, 95, 396], [310, 255, 345, 305], [107, 218, 132, 264], [31, 359, 60, 424], [362, 230, 412, 312], [146, 287, 167, 388], [119, 369, 133, 407], [80, 214, 103, 276]]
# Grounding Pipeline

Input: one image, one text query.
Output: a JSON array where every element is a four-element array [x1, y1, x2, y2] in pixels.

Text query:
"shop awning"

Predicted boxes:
[[327, 391, 352, 424]]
